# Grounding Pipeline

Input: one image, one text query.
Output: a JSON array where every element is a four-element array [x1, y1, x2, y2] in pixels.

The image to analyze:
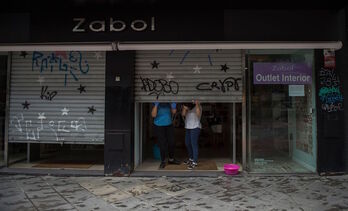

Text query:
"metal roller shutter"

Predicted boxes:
[[135, 49, 243, 103], [8, 51, 105, 144]]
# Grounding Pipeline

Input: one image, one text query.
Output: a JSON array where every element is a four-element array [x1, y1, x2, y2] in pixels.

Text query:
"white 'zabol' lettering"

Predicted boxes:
[[72, 17, 155, 32], [131, 20, 147, 31], [110, 18, 126, 32], [89, 20, 105, 32], [72, 18, 86, 32]]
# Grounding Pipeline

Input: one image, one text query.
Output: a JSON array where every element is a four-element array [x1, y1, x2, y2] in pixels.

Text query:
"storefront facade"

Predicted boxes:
[[0, 8, 347, 175]]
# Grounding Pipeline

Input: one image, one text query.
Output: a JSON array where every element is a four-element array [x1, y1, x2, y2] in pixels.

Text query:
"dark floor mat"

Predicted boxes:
[[33, 160, 95, 169]]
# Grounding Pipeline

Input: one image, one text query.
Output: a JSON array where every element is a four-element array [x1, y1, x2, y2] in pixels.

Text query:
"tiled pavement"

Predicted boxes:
[[0, 174, 348, 211]]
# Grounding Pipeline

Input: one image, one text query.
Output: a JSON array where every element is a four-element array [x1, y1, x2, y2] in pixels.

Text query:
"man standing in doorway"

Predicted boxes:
[[152, 102, 181, 169]]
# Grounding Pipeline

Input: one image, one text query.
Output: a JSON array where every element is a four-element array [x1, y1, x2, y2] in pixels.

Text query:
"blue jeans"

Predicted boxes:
[[185, 128, 200, 163]]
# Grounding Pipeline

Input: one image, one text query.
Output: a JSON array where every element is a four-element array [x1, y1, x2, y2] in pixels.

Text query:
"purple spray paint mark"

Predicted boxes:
[[169, 50, 174, 55], [208, 54, 213, 66], [180, 51, 190, 64]]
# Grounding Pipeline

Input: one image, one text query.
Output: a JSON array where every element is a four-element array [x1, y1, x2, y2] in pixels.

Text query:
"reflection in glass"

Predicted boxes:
[[247, 50, 316, 173]]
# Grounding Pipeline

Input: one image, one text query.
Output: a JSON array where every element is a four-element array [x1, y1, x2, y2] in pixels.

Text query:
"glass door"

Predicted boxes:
[[247, 50, 316, 173]]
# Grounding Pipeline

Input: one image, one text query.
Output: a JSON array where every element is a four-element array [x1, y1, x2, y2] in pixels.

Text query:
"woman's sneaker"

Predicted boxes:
[[187, 162, 197, 170], [184, 159, 193, 165]]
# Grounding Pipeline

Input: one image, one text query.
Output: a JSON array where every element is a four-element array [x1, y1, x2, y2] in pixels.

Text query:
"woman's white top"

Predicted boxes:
[[185, 105, 202, 129]]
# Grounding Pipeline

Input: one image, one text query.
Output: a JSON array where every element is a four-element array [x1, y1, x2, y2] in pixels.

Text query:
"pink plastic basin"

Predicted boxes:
[[223, 164, 240, 175]]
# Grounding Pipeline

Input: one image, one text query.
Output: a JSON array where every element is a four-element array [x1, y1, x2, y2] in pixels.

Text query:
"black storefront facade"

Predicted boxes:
[[0, 8, 347, 176]]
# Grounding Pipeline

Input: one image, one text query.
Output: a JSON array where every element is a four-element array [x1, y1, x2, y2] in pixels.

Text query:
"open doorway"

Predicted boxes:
[[134, 102, 242, 171], [8, 143, 104, 171]]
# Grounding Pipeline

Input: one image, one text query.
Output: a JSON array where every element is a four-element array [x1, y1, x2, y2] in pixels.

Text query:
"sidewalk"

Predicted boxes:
[[0, 173, 347, 211]]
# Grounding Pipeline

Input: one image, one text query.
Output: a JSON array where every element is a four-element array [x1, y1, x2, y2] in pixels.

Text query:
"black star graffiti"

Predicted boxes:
[[20, 51, 28, 58], [151, 60, 160, 69], [220, 64, 229, 72], [77, 84, 86, 94], [22, 101, 30, 110], [88, 106, 96, 114]]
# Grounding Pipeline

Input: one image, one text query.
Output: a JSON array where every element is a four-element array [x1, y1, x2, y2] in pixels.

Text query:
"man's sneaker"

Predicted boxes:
[[168, 158, 181, 165], [183, 159, 193, 165], [159, 162, 166, 169], [187, 162, 197, 170]]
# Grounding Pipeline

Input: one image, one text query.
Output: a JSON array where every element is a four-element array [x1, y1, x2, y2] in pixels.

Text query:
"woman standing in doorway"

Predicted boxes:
[[182, 100, 202, 170], [152, 102, 181, 169]]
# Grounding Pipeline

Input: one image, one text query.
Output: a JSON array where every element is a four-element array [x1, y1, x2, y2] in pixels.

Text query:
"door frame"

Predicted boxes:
[[2, 52, 10, 167], [245, 49, 317, 172]]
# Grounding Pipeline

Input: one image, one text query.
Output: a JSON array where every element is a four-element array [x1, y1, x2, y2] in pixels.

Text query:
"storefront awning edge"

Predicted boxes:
[[117, 41, 343, 51], [0, 41, 342, 51]]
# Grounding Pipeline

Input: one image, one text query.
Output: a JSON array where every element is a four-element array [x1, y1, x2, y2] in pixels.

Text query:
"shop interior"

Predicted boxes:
[[6, 143, 104, 171], [246, 51, 316, 173], [135, 103, 242, 171]]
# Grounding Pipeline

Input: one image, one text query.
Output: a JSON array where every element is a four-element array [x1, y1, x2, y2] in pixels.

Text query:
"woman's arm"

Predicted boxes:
[[195, 100, 201, 117], [181, 105, 188, 117], [151, 103, 159, 118]]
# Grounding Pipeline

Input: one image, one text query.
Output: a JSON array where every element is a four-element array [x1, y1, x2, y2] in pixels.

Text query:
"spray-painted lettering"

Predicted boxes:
[[10, 113, 88, 142], [196, 77, 241, 93], [32, 51, 89, 87], [140, 77, 179, 100], [40, 86, 58, 101], [319, 68, 344, 112]]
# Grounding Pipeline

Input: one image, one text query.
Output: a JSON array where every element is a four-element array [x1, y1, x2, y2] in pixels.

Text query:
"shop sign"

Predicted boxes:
[[72, 17, 155, 32], [253, 63, 312, 85]]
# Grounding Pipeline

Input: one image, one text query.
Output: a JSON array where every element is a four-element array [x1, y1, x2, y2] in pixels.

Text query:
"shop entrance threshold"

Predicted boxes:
[[0, 167, 104, 176], [131, 170, 243, 177]]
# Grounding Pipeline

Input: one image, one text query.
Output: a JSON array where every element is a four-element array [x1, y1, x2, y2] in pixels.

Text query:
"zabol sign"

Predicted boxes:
[[253, 63, 312, 85], [72, 17, 155, 32]]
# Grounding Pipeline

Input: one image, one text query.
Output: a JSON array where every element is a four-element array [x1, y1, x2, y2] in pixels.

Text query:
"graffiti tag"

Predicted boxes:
[[319, 68, 340, 87], [140, 77, 179, 99], [196, 77, 241, 93], [40, 86, 58, 101], [318, 68, 344, 112], [11, 113, 88, 142], [32, 51, 89, 87]]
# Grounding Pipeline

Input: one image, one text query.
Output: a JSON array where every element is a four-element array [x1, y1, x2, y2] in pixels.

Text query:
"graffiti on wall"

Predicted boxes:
[[140, 77, 179, 100], [9, 51, 104, 143], [32, 51, 90, 87], [319, 68, 344, 112], [40, 86, 58, 101], [196, 77, 241, 93], [139, 50, 242, 100], [11, 113, 87, 142]]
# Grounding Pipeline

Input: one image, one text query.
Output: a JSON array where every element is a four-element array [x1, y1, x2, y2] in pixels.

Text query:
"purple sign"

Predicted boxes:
[[253, 63, 312, 85]]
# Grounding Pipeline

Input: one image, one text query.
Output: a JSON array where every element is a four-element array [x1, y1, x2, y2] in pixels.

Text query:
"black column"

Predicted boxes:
[[104, 51, 134, 176], [315, 48, 345, 174], [338, 6, 348, 173]]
